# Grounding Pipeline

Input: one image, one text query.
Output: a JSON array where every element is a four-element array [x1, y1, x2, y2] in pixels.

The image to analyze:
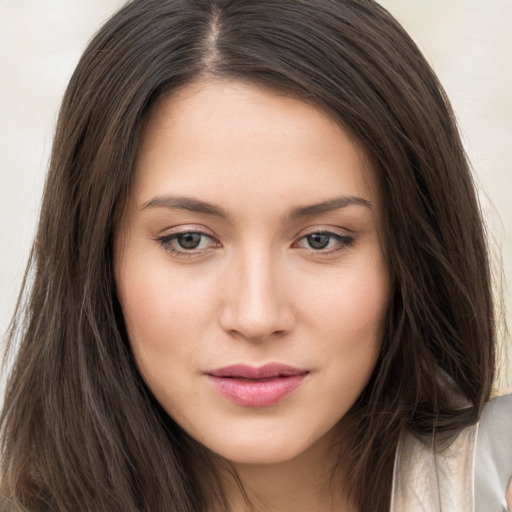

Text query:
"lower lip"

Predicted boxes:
[[207, 374, 308, 407]]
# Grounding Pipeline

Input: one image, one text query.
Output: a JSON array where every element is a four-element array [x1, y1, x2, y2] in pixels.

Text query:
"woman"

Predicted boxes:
[[1, 0, 510, 511]]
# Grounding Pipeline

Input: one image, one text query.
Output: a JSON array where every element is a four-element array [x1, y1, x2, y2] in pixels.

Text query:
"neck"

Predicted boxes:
[[213, 430, 358, 512]]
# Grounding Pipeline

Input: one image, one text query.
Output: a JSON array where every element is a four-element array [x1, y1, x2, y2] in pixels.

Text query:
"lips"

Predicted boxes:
[[205, 364, 309, 407]]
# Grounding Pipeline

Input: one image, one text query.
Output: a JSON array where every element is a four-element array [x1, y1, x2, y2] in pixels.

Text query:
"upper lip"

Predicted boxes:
[[205, 363, 309, 379]]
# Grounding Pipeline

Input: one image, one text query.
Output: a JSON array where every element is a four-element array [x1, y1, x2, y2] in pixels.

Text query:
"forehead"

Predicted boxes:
[[132, 79, 378, 214]]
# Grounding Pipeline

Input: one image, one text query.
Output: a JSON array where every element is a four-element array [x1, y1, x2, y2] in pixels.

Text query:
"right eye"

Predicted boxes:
[[156, 230, 220, 256]]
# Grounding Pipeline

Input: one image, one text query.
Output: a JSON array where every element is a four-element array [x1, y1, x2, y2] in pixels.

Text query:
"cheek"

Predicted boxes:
[[304, 257, 389, 341], [115, 258, 219, 412], [115, 254, 219, 359], [300, 254, 389, 386]]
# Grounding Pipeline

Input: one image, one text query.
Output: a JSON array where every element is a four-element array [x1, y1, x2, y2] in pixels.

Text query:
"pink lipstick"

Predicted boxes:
[[205, 363, 309, 407]]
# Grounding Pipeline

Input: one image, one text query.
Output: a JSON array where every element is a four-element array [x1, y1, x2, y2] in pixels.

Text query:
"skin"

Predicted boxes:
[[115, 80, 390, 512]]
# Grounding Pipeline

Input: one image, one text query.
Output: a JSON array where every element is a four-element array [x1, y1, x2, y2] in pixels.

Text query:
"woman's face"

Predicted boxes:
[[115, 80, 389, 466]]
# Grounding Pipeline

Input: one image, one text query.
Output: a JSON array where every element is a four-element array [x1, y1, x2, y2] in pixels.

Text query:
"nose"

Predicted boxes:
[[219, 248, 295, 342]]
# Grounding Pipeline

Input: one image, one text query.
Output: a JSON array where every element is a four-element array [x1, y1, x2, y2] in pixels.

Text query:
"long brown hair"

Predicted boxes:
[[1, 1, 495, 511]]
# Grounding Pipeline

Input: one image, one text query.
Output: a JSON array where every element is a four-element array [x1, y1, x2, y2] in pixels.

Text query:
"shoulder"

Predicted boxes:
[[391, 393, 512, 512], [478, 392, 512, 439], [475, 393, 512, 511], [391, 417, 477, 511]]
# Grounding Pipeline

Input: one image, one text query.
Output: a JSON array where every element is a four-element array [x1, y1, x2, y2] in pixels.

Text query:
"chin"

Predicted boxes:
[[214, 444, 306, 466], [198, 425, 336, 468]]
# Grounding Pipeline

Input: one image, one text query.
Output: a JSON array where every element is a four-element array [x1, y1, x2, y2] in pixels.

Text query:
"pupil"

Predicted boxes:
[[308, 233, 330, 249], [178, 233, 202, 249]]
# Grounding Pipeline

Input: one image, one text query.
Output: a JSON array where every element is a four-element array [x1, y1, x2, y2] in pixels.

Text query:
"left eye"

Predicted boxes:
[[157, 231, 218, 253], [294, 232, 354, 252]]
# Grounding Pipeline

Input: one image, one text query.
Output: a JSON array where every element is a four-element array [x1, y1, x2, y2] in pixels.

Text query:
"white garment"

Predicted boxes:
[[391, 394, 512, 511]]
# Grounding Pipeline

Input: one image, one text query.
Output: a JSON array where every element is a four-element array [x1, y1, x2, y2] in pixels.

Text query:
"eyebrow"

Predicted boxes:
[[141, 194, 372, 219], [141, 195, 229, 218], [288, 196, 372, 218]]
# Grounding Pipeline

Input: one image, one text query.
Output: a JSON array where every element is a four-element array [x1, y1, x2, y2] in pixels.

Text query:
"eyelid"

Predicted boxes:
[[156, 223, 217, 237], [297, 224, 354, 236], [292, 225, 353, 241]]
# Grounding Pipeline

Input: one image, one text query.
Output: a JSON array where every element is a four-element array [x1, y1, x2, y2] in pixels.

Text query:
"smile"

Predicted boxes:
[[205, 364, 309, 407]]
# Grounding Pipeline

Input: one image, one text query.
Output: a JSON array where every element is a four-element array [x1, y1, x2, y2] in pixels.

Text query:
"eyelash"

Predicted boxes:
[[156, 229, 354, 258]]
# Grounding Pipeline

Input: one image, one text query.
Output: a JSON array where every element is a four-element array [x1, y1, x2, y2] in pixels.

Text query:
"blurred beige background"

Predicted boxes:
[[1, 0, 511, 392]]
